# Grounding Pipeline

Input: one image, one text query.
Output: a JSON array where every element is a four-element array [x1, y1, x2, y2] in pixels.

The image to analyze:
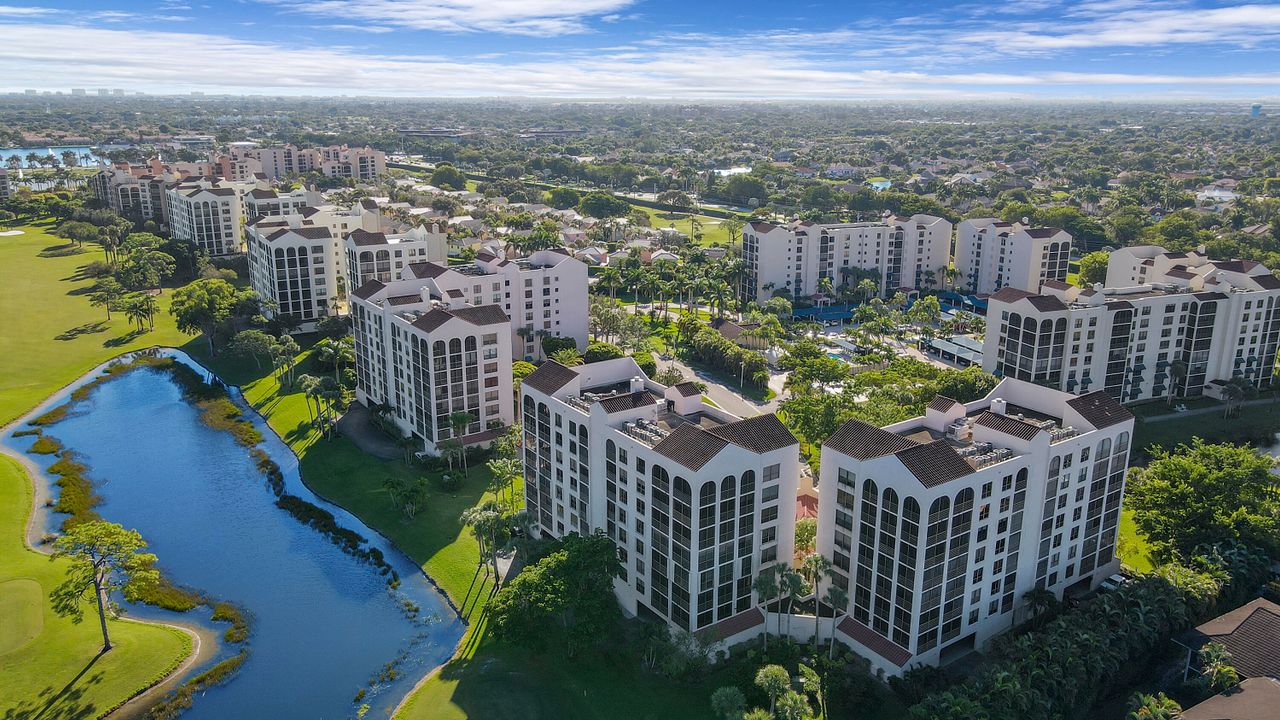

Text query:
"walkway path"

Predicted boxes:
[[1138, 396, 1275, 423], [335, 402, 401, 460], [658, 355, 781, 418]]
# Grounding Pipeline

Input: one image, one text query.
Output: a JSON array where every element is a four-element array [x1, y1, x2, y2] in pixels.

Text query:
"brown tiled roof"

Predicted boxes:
[[836, 616, 911, 667], [385, 294, 422, 306], [406, 261, 450, 279], [521, 361, 579, 395], [1194, 292, 1229, 301], [598, 391, 656, 414], [707, 414, 797, 454], [1181, 677, 1280, 720], [895, 440, 974, 488], [673, 381, 701, 397], [652, 424, 729, 471], [1024, 227, 1063, 239], [974, 411, 1043, 441], [1180, 598, 1280, 681], [927, 396, 960, 413], [749, 221, 778, 233], [410, 308, 454, 333], [449, 304, 509, 326], [1066, 391, 1133, 429], [1042, 279, 1073, 290], [349, 229, 388, 246], [1214, 259, 1261, 273], [248, 188, 277, 199], [350, 280, 385, 301], [823, 419, 917, 460], [696, 607, 764, 641], [292, 226, 331, 240], [1168, 269, 1198, 280], [989, 287, 1037, 303], [1026, 295, 1068, 312], [1252, 274, 1280, 290]]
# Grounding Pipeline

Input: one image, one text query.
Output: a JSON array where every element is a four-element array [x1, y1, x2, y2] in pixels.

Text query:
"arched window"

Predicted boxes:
[[699, 481, 717, 508], [1049, 456, 1061, 478], [1115, 432, 1130, 454], [606, 439, 616, 461], [720, 475, 736, 499], [1096, 438, 1111, 458]]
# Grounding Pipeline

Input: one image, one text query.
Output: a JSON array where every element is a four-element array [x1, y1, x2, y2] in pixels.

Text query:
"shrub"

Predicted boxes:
[[29, 435, 62, 454], [630, 351, 658, 377], [582, 341, 625, 363]]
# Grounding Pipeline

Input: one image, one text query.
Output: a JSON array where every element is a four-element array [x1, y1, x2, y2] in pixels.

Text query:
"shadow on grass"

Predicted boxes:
[[2, 650, 106, 720], [55, 322, 108, 341], [38, 244, 85, 258], [104, 329, 147, 348], [65, 284, 96, 297]]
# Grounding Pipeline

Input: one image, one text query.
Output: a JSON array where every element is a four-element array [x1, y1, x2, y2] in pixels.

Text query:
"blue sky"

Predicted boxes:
[[1, 0, 1278, 99]]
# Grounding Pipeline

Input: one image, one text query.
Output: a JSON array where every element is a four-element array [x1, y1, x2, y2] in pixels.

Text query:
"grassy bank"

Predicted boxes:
[[1132, 400, 1280, 456], [0, 455, 192, 720]]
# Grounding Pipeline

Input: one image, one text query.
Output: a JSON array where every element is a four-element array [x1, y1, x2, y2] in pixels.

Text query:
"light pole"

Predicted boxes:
[[739, 360, 745, 388]]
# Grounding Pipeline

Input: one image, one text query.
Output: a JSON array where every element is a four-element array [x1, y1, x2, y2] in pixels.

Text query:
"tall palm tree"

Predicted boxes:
[[779, 564, 804, 638], [449, 411, 475, 476], [752, 565, 779, 650], [460, 500, 507, 587], [598, 266, 623, 300], [823, 584, 848, 659], [1167, 358, 1188, 405], [802, 553, 832, 643]]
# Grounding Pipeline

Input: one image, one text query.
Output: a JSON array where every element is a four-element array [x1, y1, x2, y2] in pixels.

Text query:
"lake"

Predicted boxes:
[[0, 146, 99, 166], [3, 353, 464, 719]]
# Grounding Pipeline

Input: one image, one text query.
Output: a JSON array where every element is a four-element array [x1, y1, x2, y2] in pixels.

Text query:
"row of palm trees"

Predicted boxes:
[[751, 553, 849, 660], [594, 253, 745, 322]]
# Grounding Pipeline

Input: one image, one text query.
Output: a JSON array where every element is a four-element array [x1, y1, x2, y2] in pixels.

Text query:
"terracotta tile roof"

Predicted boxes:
[[1042, 279, 1073, 291], [449, 304, 509, 326], [521, 361, 579, 395], [673, 381, 701, 397], [927, 396, 960, 413], [1026, 295, 1068, 312], [406, 262, 451, 279], [410, 308, 455, 333], [1214, 259, 1261, 273], [895, 440, 975, 488], [349, 228, 388, 246], [598, 391, 657, 414], [989, 287, 1037, 303], [974, 411, 1043, 441], [696, 607, 764, 641], [1066, 391, 1133, 429], [749, 221, 778, 233], [836, 616, 911, 667], [707, 414, 797, 454], [350, 280, 385, 301], [652, 424, 729, 471], [1181, 677, 1280, 720], [824, 419, 917, 460], [1180, 599, 1280, 681]]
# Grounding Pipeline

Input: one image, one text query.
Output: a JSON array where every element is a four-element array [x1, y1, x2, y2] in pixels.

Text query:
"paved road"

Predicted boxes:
[[659, 355, 782, 418]]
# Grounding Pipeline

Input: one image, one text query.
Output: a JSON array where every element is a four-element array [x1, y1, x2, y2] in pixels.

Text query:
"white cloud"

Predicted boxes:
[[0, 4, 59, 15], [262, 0, 638, 35], [1, 21, 1277, 99]]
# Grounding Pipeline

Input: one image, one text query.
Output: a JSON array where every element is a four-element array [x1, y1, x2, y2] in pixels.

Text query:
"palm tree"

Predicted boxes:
[[752, 565, 779, 650], [754, 665, 791, 717], [397, 434, 418, 464], [823, 584, 848, 659], [550, 348, 583, 366], [486, 457, 521, 508], [802, 553, 832, 643], [1167, 358, 1188, 405], [298, 374, 321, 424], [460, 500, 506, 587], [779, 564, 804, 638], [857, 278, 879, 303], [123, 295, 149, 332], [1126, 692, 1181, 720], [449, 411, 474, 476], [598, 266, 623, 300]]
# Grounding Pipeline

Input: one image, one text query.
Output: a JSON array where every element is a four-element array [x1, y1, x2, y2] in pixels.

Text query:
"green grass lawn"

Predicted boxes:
[[635, 207, 737, 248], [1117, 509, 1157, 574], [1132, 400, 1280, 457], [0, 222, 191, 426], [0, 455, 192, 720]]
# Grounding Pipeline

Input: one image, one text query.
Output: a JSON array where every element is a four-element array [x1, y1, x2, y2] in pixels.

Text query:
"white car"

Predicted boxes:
[[1099, 574, 1128, 592]]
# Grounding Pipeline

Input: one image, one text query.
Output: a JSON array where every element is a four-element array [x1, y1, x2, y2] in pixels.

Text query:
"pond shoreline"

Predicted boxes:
[[2, 346, 466, 719]]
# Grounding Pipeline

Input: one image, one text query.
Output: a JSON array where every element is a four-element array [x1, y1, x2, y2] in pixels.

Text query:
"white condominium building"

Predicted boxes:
[[383, 249, 588, 362], [243, 187, 322, 219], [245, 218, 345, 329], [521, 357, 800, 637], [165, 177, 264, 256], [231, 143, 386, 181], [343, 225, 448, 291], [740, 214, 952, 303], [984, 247, 1280, 403], [348, 272, 513, 455], [0, 168, 11, 199], [91, 159, 215, 224], [817, 379, 1133, 675], [954, 219, 1071, 294]]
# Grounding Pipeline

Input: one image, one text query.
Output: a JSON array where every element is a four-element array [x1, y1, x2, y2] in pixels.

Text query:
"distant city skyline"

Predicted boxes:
[[1, 0, 1279, 99]]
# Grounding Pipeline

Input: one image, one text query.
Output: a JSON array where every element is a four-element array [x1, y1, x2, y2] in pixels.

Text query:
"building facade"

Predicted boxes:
[[983, 247, 1280, 403], [954, 219, 1072, 294], [740, 215, 952, 303], [0, 167, 10, 200], [165, 178, 261, 256], [521, 357, 800, 636], [349, 274, 513, 455], [343, 225, 448, 291], [817, 379, 1133, 675], [245, 220, 341, 329], [230, 143, 386, 181]]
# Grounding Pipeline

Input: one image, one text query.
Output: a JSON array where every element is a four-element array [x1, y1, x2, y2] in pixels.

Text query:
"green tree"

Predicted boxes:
[[546, 187, 581, 210], [754, 665, 792, 717], [88, 277, 125, 320], [577, 191, 632, 219], [1127, 440, 1280, 560], [550, 348, 584, 366], [1126, 692, 1181, 720], [50, 521, 160, 652], [227, 329, 279, 371], [710, 686, 746, 720], [430, 163, 468, 191], [1078, 251, 1110, 287], [169, 278, 247, 355], [794, 517, 817, 555], [460, 500, 508, 586]]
